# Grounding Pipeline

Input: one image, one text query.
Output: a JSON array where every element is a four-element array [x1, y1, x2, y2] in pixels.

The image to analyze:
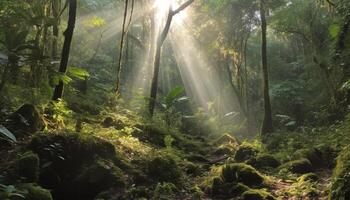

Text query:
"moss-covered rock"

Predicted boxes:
[[241, 189, 276, 200], [214, 143, 237, 156], [330, 146, 350, 200], [280, 158, 313, 174], [147, 155, 182, 184], [221, 163, 264, 186], [211, 177, 249, 198], [28, 132, 120, 200], [247, 154, 280, 170], [294, 145, 337, 169], [29, 132, 116, 169], [73, 160, 125, 199], [214, 133, 239, 146], [18, 183, 53, 200], [4, 104, 44, 136], [234, 144, 259, 162], [15, 151, 39, 182]]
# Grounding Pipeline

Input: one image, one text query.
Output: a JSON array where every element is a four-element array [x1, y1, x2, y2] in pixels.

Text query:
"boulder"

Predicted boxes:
[[234, 144, 259, 162], [280, 158, 313, 174], [4, 104, 44, 136], [241, 189, 276, 200], [221, 163, 264, 187], [147, 155, 182, 184]]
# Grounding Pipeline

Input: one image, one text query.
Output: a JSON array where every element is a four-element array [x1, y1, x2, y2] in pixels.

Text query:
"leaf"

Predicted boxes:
[[165, 86, 184, 106], [329, 24, 340, 39], [67, 67, 90, 80], [0, 125, 17, 142]]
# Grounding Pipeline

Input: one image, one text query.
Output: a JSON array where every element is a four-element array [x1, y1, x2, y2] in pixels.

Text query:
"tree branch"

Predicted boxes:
[[172, 0, 194, 15]]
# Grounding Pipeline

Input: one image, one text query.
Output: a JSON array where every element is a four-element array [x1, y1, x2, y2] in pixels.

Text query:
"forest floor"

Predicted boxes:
[[1, 104, 348, 200]]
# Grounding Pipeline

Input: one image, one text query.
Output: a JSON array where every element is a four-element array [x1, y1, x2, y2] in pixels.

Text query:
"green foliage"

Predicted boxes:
[[0, 184, 26, 200], [330, 146, 350, 200], [0, 125, 17, 142]]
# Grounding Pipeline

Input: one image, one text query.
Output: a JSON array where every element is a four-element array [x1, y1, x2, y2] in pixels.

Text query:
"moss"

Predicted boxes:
[[221, 163, 264, 187], [214, 133, 239, 146], [330, 146, 350, 200], [73, 160, 125, 199], [147, 155, 182, 184], [4, 104, 44, 136], [30, 132, 116, 170], [211, 177, 249, 198], [297, 173, 319, 182], [185, 162, 202, 176], [152, 182, 177, 200], [132, 124, 167, 147], [234, 144, 259, 162], [214, 143, 237, 156], [241, 189, 276, 200], [247, 154, 280, 170], [16, 151, 39, 182], [18, 183, 53, 200], [280, 158, 313, 174], [28, 132, 120, 200]]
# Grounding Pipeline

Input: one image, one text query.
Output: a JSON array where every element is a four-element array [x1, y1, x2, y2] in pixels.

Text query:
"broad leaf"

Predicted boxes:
[[0, 125, 17, 142]]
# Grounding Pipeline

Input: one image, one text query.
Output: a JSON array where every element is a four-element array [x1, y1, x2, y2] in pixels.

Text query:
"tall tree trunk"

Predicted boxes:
[[260, 0, 273, 135], [115, 0, 135, 95], [52, 0, 60, 59], [148, 0, 194, 116], [52, 0, 77, 101]]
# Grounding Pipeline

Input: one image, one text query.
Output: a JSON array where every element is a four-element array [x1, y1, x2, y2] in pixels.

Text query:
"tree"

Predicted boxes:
[[52, 0, 77, 101], [148, 0, 194, 116], [115, 0, 135, 95], [260, 0, 273, 134]]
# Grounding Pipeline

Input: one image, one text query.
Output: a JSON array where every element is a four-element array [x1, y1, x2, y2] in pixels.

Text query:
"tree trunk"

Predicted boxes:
[[148, 0, 194, 116], [52, 0, 77, 101], [260, 0, 273, 135], [52, 0, 60, 59]]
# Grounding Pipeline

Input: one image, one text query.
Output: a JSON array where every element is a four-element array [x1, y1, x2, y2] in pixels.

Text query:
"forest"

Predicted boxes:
[[0, 0, 350, 199]]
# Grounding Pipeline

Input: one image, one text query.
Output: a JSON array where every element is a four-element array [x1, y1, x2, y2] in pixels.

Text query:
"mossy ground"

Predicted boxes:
[[2, 105, 350, 200]]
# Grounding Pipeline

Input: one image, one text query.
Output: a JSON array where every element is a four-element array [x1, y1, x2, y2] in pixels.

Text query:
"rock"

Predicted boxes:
[[15, 151, 39, 182], [213, 143, 237, 156], [221, 163, 264, 187], [73, 160, 125, 199], [330, 146, 350, 199], [214, 133, 239, 146], [294, 145, 337, 169], [280, 158, 313, 174], [247, 154, 280, 169], [18, 183, 53, 200], [147, 155, 182, 184], [132, 124, 167, 147], [4, 104, 44, 136], [234, 144, 259, 162], [241, 189, 276, 200], [211, 177, 248, 198], [28, 132, 120, 200]]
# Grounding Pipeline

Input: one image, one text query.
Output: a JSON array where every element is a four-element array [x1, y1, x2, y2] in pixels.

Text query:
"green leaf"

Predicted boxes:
[[67, 67, 90, 80], [329, 24, 340, 39], [0, 125, 17, 142], [165, 86, 184, 106]]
